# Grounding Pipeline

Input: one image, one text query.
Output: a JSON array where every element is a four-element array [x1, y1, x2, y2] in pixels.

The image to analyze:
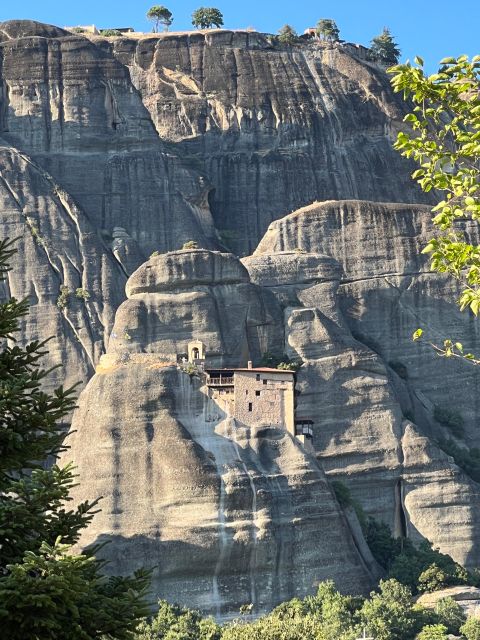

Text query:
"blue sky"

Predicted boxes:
[[1, 0, 478, 72]]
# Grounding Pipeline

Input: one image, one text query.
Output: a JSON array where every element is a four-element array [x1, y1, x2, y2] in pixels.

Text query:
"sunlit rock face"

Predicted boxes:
[[3, 19, 480, 614], [0, 20, 429, 386], [112, 30, 431, 255], [63, 249, 377, 619], [244, 200, 480, 570]]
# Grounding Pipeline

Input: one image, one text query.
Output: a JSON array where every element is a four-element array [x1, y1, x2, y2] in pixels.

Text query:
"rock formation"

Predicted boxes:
[[2, 19, 480, 617], [64, 249, 378, 619], [244, 200, 480, 569]]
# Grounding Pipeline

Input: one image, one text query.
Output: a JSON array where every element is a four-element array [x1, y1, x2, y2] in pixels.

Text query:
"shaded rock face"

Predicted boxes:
[[0, 21, 430, 387], [64, 249, 377, 619], [0, 22, 218, 257], [2, 18, 480, 617], [244, 201, 480, 569], [0, 142, 124, 389], [112, 31, 430, 254]]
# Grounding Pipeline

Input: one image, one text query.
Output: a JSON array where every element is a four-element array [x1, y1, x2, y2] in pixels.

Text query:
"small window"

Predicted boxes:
[[263, 379, 267, 385], [245, 390, 248, 395], [248, 402, 253, 412], [255, 390, 260, 396], [256, 374, 260, 381]]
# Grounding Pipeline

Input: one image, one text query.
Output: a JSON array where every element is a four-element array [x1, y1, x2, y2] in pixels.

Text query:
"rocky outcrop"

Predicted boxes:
[[106, 248, 283, 366], [111, 31, 431, 254], [63, 249, 377, 619], [252, 200, 480, 444], [0, 22, 432, 386], [244, 201, 480, 569], [0, 141, 125, 389], [2, 19, 480, 617], [417, 586, 480, 619]]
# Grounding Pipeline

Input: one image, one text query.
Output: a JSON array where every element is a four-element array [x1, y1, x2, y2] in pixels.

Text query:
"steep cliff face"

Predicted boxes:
[[110, 30, 430, 254], [0, 141, 124, 389], [0, 20, 430, 383], [63, 249, 378, 619], [2, 19, 479, 616], [245, 201, 480, 569]]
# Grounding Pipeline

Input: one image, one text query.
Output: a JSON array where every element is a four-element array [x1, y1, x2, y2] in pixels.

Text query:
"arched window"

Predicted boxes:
[[192, 348, 200, 360]]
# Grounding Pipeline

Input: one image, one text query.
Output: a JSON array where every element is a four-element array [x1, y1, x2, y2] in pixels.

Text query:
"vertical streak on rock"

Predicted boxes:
[[231, 435, 258, 609], [0, 48, 8, 133], [110, 426, 122, 530], [212, 463, 228, 617]]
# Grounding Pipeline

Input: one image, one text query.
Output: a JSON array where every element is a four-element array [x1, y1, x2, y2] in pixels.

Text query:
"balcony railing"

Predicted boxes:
[[207, 376, 234, 386]]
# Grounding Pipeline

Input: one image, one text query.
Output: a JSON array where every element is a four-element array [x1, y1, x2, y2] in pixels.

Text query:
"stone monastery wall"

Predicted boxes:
[[233, 370, 295, 433]]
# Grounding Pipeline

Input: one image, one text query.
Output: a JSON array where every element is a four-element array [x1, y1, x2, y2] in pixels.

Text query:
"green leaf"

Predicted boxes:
[[414, 55, 424, 66], [421, 243, 436, 254], [412, 328, 423, 341]]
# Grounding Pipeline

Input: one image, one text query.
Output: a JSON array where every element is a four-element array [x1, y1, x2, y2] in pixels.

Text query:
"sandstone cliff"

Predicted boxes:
[[245, 200, 480, 569], [2, 19, 479, 617], [0, 20, 430, 387], [64, 250, 378, 619]]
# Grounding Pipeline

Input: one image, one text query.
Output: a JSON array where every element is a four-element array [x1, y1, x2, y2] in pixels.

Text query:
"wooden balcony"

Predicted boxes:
[[207, 376, 234, 386]]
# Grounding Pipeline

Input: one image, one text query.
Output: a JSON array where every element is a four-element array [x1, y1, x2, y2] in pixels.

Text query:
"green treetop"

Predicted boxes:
[[147, 5, 173, 33], [0, 238, 150, 639], [277, 24, 298, 45], [316, 18, 340, 42], [369, 27, 401, 65], [191, 7, 224, 29], [417, 625, 449, 640]]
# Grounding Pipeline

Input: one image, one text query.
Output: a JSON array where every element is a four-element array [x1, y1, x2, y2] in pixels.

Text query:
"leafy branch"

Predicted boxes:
[[390, 55, 480, 315]]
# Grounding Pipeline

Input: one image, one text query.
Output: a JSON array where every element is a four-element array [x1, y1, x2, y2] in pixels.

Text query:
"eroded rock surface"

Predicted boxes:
[[112, 31, 431, 254], [2, 19, 480, 616], [244, 201, 480, 569], [63, 249, 377, 618]]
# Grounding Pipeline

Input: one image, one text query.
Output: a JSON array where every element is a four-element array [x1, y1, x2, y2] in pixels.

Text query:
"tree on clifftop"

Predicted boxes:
[[369, 27, 401, 65], [277, 24, 299, 45], [316, 18, 340, 42], [147, 5, 173, 32], [192, 7, 224, 29], [389, 55, 480, 363], [0, 238, 150, 639]]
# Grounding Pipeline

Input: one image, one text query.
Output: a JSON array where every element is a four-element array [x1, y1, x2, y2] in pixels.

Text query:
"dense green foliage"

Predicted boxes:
[[390, 57, 480, 327], [316, 19, 340, 41], [417, 625, 449, 640], [192, 7, 224, 29], [135, 601, 220, 639], [437, 437, 480, 482], [369, 28, 401, 65], [433, 597, 466, 634], [260, 351, 302, 371], [147, 6, 173, 32], [0, 238, 150, 638], [135, 579, 478, 640], [182, 240, 200, 250], [331, 481, 476, 594], [100, 29, 123, 36], [277, 25, 298, 45], [462, 618, 480, 640], [364, 518, 475, 594]]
